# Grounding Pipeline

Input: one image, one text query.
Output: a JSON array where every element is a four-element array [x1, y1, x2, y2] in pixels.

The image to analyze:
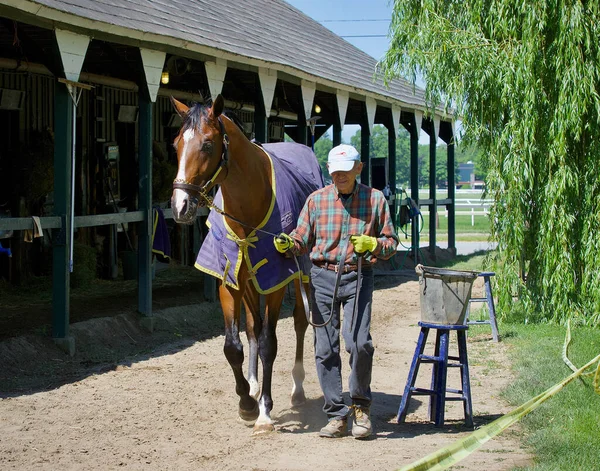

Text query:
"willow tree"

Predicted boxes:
[[380, 1, 600, 325]]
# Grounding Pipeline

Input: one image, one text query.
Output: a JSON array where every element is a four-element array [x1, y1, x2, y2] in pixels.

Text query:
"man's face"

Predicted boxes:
[[329, 161, 363, 194]]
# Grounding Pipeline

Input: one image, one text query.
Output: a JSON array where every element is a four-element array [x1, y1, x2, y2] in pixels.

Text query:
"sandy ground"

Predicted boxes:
[[0, 271, 532, 470]]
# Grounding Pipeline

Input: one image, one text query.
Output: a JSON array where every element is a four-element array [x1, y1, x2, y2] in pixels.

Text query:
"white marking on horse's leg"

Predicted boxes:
[[290, 360, 306, 406], [253, 396, 273, 427], [248, 376, 260, 400], [291, 376, 304, 398]]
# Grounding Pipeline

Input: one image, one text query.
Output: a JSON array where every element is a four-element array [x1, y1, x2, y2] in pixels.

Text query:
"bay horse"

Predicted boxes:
[[170, 94, 323, 434]]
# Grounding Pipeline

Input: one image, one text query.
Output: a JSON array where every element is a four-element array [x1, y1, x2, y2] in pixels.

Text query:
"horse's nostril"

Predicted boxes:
[[181, 199, 188, 216]]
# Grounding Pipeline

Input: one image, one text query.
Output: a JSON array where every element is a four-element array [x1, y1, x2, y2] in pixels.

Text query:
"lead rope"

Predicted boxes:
[[187, 187, 363, 330], [172, 121, 359, 326], [187, 186, 347, 329], [294, 236, 362, 329]]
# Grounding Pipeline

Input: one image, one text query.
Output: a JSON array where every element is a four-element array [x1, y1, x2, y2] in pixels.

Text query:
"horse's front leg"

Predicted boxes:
[[291, 278, 309, 406], [253, 287, 286, 434], [242, 288, 261, 400], [219, 282, 259, 422]]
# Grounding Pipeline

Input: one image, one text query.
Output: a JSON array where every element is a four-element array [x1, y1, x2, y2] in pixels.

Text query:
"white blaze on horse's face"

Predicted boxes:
[[172, 128, 197, 222]]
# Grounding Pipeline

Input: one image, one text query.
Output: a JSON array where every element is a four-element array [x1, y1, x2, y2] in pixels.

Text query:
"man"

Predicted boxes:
[[273, 144, 398, 439]]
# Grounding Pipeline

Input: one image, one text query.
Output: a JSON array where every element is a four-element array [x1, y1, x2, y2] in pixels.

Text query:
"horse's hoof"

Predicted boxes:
[[291, 391, 306, 407], [238, 416, 256, 427], [252, 423, 275, 435], [239, 400, 259, 422]]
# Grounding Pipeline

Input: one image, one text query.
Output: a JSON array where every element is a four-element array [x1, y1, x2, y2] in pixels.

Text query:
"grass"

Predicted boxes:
[[418, 214, 491, 235], [441, 254, 600, 470], [397, 214, 491, 243], [397, 189, 492, 242], [437, 250, 489, 270], [498, 324, 600, 470]]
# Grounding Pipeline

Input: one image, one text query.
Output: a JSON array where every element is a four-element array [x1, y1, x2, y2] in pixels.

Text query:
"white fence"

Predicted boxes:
[[418, 208, 488, 226], [408, 189, 493, 226]]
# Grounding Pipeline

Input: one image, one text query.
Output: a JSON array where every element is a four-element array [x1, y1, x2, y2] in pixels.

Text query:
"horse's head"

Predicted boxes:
[[170, 95, 229, 224]]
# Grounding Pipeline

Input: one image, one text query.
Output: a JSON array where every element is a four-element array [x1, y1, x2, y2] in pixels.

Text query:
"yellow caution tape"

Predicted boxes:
[[562, 320, 600, 393], [561, 319, 578, 373], [399, 328, 600, 471]]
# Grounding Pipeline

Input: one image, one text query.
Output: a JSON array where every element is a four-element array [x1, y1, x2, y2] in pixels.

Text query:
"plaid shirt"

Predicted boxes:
[[289, 182, 398, 266]]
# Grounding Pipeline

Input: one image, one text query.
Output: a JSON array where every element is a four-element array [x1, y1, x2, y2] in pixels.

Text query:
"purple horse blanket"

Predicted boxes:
[[195, 142, 324, 294]]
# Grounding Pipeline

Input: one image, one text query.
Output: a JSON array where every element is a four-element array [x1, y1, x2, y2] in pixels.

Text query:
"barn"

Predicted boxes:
[[0, 0, 457, 352]]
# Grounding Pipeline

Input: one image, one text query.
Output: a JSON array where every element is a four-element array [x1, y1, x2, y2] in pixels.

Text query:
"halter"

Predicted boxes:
[[172, 117, 230, 206]]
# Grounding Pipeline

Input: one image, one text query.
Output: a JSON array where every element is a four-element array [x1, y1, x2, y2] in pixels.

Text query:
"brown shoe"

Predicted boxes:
[[351, 406, 372, 439], [319, 417, 348, 438]]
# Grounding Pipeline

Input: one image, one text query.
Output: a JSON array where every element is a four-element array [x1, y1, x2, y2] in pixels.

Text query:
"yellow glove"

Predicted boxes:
[[273, 233, 294, 253], [350, 234, 377, 254]]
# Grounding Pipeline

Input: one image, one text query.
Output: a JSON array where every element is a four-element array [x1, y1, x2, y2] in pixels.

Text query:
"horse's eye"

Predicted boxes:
[[201, 142, 214, 153]]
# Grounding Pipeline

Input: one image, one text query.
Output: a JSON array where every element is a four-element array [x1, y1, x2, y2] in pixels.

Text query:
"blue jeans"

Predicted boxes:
[[310, 264, 375, 420]]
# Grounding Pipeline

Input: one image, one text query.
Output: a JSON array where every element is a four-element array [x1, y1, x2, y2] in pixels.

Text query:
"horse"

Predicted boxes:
[[169, 94, 324, 434]]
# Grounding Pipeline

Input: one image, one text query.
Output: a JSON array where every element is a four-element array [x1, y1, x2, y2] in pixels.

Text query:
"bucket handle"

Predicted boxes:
[[416, 264, 427, 295]]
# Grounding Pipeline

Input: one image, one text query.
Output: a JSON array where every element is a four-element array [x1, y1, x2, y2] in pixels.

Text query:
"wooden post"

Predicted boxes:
[[52, 83, 74, 354], [360, 122, 370, 185], [333, 119, 342, 147], [254, 75, 268, 143], [137, 88, 153, 326], [387, 123, 397, 227], [297, 116, 308, 146], [447, 138, 456, 252], [410, 116, 420, 262], [429, 124, 437, 259]]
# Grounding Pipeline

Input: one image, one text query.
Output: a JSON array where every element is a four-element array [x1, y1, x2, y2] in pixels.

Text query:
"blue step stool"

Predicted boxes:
[[397, 322, 473, 427], [466, 271, 499, 342]]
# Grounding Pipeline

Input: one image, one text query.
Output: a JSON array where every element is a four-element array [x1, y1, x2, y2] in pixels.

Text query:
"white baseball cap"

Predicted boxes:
[[327, 144, 360, 174]]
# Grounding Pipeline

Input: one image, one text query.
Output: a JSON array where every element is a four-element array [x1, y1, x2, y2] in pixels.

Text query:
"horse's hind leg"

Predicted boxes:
[[219, 283, 259, 422], [242, 288, 261, 400], [253, 287, 286, 434], [291, 278, 309, 406]]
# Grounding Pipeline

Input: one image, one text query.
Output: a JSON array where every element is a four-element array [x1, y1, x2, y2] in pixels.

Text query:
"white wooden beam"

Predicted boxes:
[[139, 48, 166, 103], [258, 67, 277, 116], [336, 89, 349, 128], [55, 29, 90, 83], [414, 109, 423, 135], [391, 105, 401, 134], [205, 58, 227, 100], [366, 97, 377, 130], [301, 80, 316, 121], [433, 116, 441, 140]]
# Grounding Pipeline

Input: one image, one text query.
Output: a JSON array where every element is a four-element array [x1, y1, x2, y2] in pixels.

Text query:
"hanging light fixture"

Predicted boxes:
[[314, 104, 321, 114], [161, 71, 170, 85]]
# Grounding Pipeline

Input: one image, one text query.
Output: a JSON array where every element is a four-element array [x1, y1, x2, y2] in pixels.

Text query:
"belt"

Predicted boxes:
[[313, 261, 371, 273]]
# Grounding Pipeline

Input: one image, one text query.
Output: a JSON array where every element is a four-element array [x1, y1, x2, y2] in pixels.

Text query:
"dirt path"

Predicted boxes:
[[0, 272, 531, 470]]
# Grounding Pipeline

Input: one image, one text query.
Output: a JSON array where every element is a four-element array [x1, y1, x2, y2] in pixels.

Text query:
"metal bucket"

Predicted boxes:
[[415, 264, 478, 325]]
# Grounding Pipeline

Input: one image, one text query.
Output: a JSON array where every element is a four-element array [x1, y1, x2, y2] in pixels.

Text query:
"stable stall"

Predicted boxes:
[[0, 0, 457, 352]]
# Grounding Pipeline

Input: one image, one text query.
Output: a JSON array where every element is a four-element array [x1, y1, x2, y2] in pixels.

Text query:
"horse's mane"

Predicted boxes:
[[183, 100, 246, 136]]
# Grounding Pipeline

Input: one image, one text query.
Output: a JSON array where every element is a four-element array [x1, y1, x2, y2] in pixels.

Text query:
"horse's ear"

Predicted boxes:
[[211, 94, 224, 119], [170, 96, 189, 118]]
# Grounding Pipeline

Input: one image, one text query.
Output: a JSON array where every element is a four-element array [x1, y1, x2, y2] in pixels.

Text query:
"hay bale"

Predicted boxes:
[[71, 243, 97, 288]]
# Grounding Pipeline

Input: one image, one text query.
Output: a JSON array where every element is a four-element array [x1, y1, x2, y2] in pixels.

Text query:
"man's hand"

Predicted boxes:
[[350, 234, 377, 254], [273, 233, 294, 253]]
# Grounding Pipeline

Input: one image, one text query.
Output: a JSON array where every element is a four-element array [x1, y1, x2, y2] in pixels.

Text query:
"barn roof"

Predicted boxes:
[[9, 0, 430, 112]]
